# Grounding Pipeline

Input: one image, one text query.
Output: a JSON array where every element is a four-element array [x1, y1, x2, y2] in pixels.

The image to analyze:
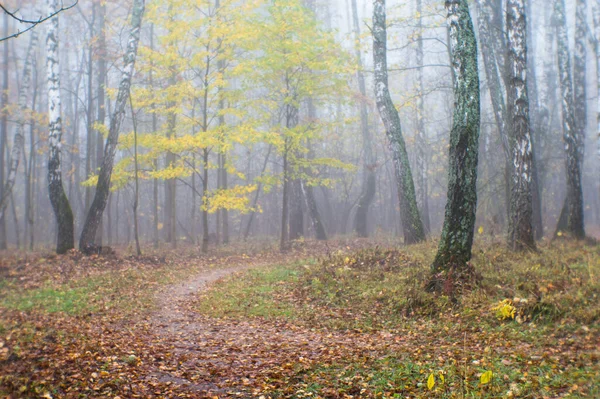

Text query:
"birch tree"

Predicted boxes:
[[594, 3, 600, 198], [372, 0, 425, 245], [553, 0, 585, 239], [79, 0, 145, 253], [351, 0, 376, 237], [429, 0, 480, 290], [415, 0, 430, 234], [506, 0, 535, 250], [0, 29, 39, 221], [46, 0, 75, 254]]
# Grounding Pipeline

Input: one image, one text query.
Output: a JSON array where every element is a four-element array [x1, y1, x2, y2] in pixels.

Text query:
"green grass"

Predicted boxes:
[[196, 240, 600, 398], [198, 263, 306, 319], [0, 261, 212, 317]]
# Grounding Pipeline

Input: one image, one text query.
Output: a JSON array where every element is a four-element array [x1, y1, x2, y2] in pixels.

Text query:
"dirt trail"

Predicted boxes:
[[152, 265, 251, 334], [141, 263, 409, 398]]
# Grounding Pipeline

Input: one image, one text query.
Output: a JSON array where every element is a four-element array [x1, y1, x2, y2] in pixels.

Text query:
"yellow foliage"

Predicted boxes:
[[203, 185, 258, 214], [492, 299, 516, 320]]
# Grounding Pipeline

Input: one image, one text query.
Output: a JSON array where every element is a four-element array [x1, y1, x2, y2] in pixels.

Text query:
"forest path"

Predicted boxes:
[[140, 262, 405, 398]]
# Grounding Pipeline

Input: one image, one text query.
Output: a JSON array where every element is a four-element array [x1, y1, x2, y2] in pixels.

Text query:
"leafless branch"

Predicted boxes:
[[0, 1, 78, 42]]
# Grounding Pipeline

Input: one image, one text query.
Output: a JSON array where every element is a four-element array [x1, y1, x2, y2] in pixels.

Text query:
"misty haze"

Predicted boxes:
[[0, 0, 598, 397]]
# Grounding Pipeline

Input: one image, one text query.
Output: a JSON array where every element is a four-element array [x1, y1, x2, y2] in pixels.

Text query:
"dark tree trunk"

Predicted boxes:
[[149, 24, 159, 249], [372, 0, 425, 245], [201, 149, 209, 253], [0, 13, 8, 249], [351, 0, 376, 237], [430, 0, 480, 286], [95, 0, 107, 246], [525, 0, 544, 240], [302, 181, 327, 240], [289, 178, 304, 240], [280, 141, 290, 252], [553, 0, 585, 239], [84, 3, 95, 215], [79, 0, 145, 253], [244, 145, 273, 241]]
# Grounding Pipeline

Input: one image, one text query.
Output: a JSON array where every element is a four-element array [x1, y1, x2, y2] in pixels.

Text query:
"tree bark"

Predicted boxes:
[[372, 0, 425, 245], [84, 3, 95, 215], [95, 0, 107, 246], [553, 0, 585, 239], [351, 0, 376, 237], [201, 148, 209, 253], [149, 23, 159, 249], [0, 28, 38, 221], [415, 0, 431, 234], [280, 144, 290, 251], [594, 3, 600, 205], [506, 0, 535, 250], [26, 62, 38, 251], [244, 144, 273, 241], [129, 94, 142, 256], [525, 0, 544, 240], [47, 0, 75, 254], [430, 0, 480, 283], [79, 0, 145, 253], [0, 13, 8, 249]]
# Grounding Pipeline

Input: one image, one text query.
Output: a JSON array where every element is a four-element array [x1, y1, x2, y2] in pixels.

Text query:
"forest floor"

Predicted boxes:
[[0, 238, 598, 398]]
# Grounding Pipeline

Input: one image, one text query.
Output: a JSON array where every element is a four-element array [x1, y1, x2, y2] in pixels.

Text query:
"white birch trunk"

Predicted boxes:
[[506, 0, 535, 250], [592, 3, 600, 205], [47, 0, 74, 254], [0, 29, 39, 220]]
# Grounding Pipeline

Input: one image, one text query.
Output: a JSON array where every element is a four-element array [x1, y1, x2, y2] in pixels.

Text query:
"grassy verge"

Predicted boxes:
[[197, 240, 600, 398]]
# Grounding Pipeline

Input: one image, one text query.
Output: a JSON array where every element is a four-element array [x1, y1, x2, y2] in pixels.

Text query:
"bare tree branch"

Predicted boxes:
[[0, 1, 78, 42]]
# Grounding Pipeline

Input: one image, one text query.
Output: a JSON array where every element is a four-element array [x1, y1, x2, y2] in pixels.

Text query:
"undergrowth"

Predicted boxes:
[[197, 239, 600, 398]]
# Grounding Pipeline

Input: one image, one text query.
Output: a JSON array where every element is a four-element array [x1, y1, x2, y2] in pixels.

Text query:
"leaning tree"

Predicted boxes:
[[372, 0, 425, 245], [79, 0, 146, 253]]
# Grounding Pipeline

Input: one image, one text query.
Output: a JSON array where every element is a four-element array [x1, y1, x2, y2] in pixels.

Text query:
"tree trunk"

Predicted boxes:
[[165, 69, 178, 248], [301, 181, 327, 240], [594, 4, 600, 206], [84, 3, 95, 215], [506, 0, 535, 250], [201, 148, 209, 253], [280, 145, 290, 251], [0, 13, 8, 249], [415, 0, 430, 234], [0, 29, 38, 221], [244, 145, 273, 241], [149, 23, 159, 249], [553, 0, 585, 239], [27, 65, 38, 251], [351, 0, 376, 237], [221, 153, 229, 244], [79, 0, 145, 253], [372, 0, 425, 244], [95, 0, 107, 246], [289, 178, 304, 240], [130, 94, 142, 256], [525, 0, 544, 240], [430, 0, 480, 285], [47, 0, 75, 254]]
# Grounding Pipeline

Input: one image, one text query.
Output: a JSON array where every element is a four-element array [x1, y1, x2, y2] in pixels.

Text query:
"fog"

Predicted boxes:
[[0, 0, 598, 253]]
